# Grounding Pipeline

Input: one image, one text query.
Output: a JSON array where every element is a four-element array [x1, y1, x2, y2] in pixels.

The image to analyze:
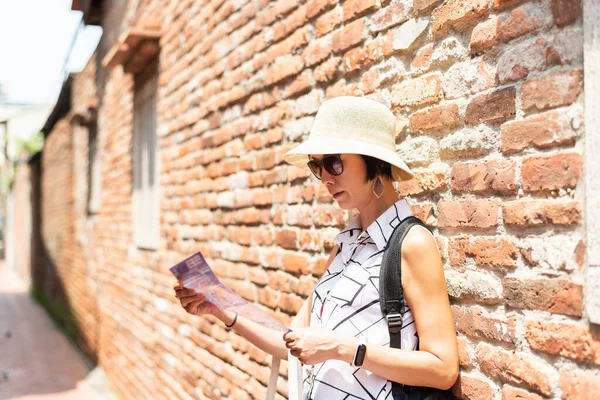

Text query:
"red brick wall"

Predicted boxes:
[[30, 0, 599, 399]]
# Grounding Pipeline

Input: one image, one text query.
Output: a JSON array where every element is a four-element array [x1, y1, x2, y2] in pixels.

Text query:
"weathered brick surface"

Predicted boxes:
[[451, 374, 495, 400], [522, 69, 584, 113], [560, 368, 600, 399], [409, 103, 461, 133], [502, 385, 544, 400], [452, 306, 516, 343], [438, 200, 499, 229], [504, 277, 584, 316], [451, 159, 517, 193], [16, 0, 594, 399], [521, 152, 583, 192], [551, 0, 582, 27], [449, 235, 518, 268], [503, 200, 581, 226], [432, 0, 489, 37], [501, 107, 582, 154], [470, 16, 501, 54], [465, 87, 516, 125], [476, 343, 552, 396], [526, 320, 600, 365]]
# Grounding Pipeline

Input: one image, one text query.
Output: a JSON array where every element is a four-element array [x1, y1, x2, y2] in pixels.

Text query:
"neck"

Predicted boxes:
[[358, 183, 400, 231]]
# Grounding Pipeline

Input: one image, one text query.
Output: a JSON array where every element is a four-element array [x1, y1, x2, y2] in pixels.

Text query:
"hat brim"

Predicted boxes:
[[283, 137, 414, 181]]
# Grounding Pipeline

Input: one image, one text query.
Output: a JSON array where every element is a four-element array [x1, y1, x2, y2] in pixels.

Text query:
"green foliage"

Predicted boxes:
[[16, 130, 45, 156]]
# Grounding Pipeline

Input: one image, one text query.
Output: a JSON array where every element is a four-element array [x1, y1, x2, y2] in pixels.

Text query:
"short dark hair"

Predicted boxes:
[[361, 155, 393, 182]]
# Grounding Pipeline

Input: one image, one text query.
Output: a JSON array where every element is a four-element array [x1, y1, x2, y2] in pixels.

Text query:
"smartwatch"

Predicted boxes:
[[351, 336, 367, 367]]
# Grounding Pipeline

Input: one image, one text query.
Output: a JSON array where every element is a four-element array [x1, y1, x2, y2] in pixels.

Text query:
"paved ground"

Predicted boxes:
[[0, 262, 117, 400]]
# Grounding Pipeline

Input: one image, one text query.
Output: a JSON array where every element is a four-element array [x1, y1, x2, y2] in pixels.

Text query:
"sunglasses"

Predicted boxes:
[[307, 154, 344, 180]]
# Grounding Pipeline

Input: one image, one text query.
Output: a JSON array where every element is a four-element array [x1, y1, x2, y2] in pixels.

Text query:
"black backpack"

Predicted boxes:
[[379, 216, 455, 400]]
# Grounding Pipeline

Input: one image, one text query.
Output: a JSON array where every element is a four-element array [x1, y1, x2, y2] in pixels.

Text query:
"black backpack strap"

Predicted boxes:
[[379, 216, 430, 398]]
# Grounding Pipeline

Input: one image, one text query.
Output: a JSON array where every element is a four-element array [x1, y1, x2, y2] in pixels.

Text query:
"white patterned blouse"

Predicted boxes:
[[303, 198, 420, 400]]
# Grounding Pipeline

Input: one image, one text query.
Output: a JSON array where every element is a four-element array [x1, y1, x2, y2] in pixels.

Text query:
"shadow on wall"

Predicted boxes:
[[29, 154, 99, 365]]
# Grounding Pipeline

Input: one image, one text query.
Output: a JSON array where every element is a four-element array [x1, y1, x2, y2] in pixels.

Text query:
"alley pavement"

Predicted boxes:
[[0, 262, 116, 400]]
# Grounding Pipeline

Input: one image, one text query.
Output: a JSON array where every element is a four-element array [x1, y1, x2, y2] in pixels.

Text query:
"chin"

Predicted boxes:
[[335, 199, 354, 210]]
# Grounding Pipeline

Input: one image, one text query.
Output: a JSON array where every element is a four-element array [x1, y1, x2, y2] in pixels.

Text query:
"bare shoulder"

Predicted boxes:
[[401, 225, 439, 262]]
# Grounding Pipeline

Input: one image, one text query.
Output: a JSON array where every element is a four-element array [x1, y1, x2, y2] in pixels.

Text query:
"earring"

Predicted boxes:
[[372, 176, 384, 198]]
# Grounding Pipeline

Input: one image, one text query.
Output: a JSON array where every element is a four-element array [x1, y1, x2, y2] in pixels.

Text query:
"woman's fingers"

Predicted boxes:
[[174, 287, 196, 299], [180, 293, 205, 308]]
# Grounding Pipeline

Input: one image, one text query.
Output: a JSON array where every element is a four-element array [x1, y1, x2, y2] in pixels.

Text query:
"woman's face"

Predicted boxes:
[[309, 154, 373, 210]]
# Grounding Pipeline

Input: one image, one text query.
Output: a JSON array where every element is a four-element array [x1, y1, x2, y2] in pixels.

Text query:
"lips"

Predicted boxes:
[[332, 191, 343, 199]]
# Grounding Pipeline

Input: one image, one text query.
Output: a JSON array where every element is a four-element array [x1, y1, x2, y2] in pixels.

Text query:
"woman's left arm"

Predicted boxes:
[[285, 226, 459, 390]]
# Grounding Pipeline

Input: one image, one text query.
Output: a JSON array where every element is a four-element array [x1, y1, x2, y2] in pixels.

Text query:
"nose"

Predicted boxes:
[[321, 169, 335, 185]]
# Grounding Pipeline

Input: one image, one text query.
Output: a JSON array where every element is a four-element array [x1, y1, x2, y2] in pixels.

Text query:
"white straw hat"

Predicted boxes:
[[282, 96, 414, 181]]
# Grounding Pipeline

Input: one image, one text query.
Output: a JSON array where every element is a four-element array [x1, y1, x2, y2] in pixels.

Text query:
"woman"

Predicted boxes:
[[175, 96, 458, 399]]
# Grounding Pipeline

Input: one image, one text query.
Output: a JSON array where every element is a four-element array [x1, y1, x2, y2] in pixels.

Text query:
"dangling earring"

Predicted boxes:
[[372, 176, 384, 198]]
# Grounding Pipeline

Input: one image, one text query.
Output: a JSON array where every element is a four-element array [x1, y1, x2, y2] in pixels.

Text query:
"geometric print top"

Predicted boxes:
[[303, 199, 419, 400]]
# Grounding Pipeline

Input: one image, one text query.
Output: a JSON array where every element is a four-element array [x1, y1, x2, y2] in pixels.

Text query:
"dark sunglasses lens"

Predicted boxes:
[[307, 161, 322, 179], [323, 156, 343, 175]]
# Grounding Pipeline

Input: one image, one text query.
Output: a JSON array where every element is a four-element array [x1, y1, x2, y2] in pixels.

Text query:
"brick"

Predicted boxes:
[[451, 159, 517, 193], [438, 199, 499, 229], [493, 0, 527, 8], [316, 8, 341, 37], [278, 293, 304, 314], [314, 57, 341, 83], [432, 0, 489, 37], [264, 55, 304, 87], [343, 38, 385, 73], [409, 103, 460, 133], [465, 87, 516, 125], [551, 0, 582, 27], [522, 69, 583, 113], [502, 385, 544, 400], [457, 337, 472, 368], [302, 37, 333, 67], [560, 368, 600, 399], [343, 0, 378, 22], [397, 169, 447, 196], [504, 31, 582, 83], [281, 252, 309, 275], [391, 74, 442, 107], [449, 235, 518, 268], [446, 269, 503, 304], [414, 0, 443, 15], [476, 342, 552, 396], [332, 18, 365, 53], [470, 16, 501, 54], [258, 287, 279, 309], [504, 277, 583, 316], [306, 0, 337, 19], [285, 71, 312, 99], [272, 5, 308, 42], [526, 321, 600, 365], [410, 203, 436, 227], [370, 1, 410, 32], [501, 8, 542, 42], [521, 152, 583, 192], [451, 375, 495, 400], [442, 58, 496, 100], [452, 306, 516, 343], [501, 108, 582, 154], [275, 229, 298, 250], [502, 200, 581, 226], [411, 44, 434, 71]]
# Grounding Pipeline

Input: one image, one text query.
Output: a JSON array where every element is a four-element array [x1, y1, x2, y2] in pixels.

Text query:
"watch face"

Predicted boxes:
[[355, 344, 367, 367]]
